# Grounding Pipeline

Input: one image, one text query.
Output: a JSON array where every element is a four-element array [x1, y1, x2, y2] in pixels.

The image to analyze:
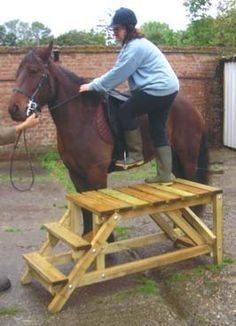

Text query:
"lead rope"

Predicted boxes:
[[10, 130, 35, 191]]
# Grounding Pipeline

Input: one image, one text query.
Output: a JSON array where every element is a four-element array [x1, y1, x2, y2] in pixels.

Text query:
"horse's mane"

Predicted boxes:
[[19, 48, 103, 107], [59, 66, 87, 86]]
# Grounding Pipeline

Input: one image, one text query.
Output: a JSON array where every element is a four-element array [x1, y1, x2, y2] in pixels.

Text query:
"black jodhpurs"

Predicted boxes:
[[117, 91, 178, 147]]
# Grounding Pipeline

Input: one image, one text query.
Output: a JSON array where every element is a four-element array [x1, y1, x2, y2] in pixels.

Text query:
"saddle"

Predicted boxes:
[[98, 90, 130, 169]]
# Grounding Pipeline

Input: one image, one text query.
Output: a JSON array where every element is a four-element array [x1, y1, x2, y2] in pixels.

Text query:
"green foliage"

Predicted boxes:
[[110, 161, 155, 182], [184, 0, 213, 21], [136, 276, 159, 296], [180, 16, 216, 45], [55, 29, 106, 45], [40, 151, 75, 192], [0, 19, 52, 46], [3, 227, 20, 233], [140, 21, 178, 45], [167, 255, 235, 284], [214, 7, 236, 46], [0, 306, 21, 316], [114, 225, 132, 240]]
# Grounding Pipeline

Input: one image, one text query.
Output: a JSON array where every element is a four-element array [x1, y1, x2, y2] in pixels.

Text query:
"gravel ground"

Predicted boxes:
[[0, 147, 235, 326]]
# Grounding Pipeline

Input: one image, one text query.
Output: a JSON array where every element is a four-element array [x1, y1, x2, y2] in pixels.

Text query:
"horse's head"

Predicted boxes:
[[8, 42, 54, 121]]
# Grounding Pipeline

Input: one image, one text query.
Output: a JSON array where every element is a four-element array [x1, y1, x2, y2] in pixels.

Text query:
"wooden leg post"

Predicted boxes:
[[212, 194, 223, 264]]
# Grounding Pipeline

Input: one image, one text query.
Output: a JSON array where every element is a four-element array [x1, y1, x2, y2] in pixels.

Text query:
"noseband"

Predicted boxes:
[[13, 73, 48, 116]]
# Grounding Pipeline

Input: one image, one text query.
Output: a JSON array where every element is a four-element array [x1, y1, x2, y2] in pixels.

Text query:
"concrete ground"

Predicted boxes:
[[0, 147, 235, 326]]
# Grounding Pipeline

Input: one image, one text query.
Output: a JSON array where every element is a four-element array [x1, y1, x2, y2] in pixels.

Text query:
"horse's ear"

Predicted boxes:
[[39, 41, 54, 63]]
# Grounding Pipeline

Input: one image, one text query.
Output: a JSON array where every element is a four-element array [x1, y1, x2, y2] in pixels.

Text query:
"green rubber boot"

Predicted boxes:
[[145, 146, 175, 184], [115, 129, 144, 169]]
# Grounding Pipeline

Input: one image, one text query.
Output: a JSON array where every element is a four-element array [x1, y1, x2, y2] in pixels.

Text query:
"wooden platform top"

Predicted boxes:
[[67, 178, 222, 216]]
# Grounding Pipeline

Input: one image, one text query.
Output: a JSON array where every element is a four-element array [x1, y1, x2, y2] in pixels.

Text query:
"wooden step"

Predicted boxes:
[[44, 223, 91, 250], [23, 252, 68, 286]]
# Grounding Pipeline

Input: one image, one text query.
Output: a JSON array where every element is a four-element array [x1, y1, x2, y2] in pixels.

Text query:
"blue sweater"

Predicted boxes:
[[88, 38, 179, 96]]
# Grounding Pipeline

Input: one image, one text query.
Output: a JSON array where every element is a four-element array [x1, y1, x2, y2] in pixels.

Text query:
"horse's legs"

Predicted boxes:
[[175, 139, 201, 181], [68, 167, 115, 241]]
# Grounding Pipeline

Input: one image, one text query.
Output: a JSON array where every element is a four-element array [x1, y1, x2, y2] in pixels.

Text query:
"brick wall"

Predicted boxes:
[[0, 45, 234, 156]]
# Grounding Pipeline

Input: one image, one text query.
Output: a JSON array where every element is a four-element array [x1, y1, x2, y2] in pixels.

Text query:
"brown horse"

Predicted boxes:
[[8, 43, 208, 233]]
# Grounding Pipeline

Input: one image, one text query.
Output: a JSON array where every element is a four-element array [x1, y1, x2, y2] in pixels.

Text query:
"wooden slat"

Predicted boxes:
[[23, 252, 68, 286], [67, 193, 117, 215], [181, 208, 216, 244], [79, 245, 210, 287], [148, 183, 195, 198], [150, 213, 179, 241], [129, 184, 180, 201], [44, 223, 91, 250], [84, 190, 132, 211], [117, 187, 166, 204], [99, 188, 149, 207], [173, 182, 208, 195], [166, 211, 205, 245], [175, 178, 222, 194]]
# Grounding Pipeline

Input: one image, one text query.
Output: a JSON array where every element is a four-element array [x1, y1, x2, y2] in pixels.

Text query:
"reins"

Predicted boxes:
[[10, 130, 35, 191]]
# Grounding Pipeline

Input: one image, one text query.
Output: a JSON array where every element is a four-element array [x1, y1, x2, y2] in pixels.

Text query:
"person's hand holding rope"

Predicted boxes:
[[15, 113, 40, 133]]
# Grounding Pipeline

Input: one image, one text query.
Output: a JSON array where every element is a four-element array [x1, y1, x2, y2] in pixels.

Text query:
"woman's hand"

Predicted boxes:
[[79, 84, 90, 92]]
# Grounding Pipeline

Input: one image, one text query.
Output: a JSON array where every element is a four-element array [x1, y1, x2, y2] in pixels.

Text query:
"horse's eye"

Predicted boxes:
[[29, 67, 39, 74]]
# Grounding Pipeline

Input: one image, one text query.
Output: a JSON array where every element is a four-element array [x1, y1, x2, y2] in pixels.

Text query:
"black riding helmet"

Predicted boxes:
[[110, 7, 137, 29]]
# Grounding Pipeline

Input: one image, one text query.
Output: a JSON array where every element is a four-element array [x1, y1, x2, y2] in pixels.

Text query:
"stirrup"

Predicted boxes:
[[115, 159, 144, 170]]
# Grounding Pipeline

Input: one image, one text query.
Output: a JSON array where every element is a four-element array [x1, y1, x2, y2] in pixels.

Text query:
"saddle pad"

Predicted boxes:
[[96, 103, 113, 145]]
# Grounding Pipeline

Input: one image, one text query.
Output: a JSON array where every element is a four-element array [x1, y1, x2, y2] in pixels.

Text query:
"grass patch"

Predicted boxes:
[[166, 271, 191, 284], [40, 151, 75, 192], [114, 225, 132, 240], [0, 306, 21, 316], [3, 227, 20, 233], [40, 150, 155, 190], [112, 276, 159, 302], [205, 255, 236, 272], [136, 276, 159, 296], [109, 161, 155, 182], [166, 256, 235, 284]]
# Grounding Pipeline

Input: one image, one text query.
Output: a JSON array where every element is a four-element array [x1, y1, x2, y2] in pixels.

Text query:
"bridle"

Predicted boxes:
[[10, 72, 48, 191], [13, 73, 48, 117], [13, 71, 81, 115]]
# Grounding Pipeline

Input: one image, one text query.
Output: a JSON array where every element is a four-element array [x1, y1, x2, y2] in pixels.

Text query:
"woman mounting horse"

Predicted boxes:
[[80, 7, 179, 185], [8, 33, 208, 235]]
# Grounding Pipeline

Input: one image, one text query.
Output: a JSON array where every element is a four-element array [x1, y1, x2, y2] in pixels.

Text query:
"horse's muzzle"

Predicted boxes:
[[8, 104, 25, 121]]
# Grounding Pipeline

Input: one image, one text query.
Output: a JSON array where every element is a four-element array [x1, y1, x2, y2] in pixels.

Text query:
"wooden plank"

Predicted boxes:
[[148, 184, 195, 198], [82, 190, 132, 211], [23, 252, 68, 286], [166, 210, 205, 245], [67, 193, 117, 215], [44, 223, 91, 250], [181, 208, 216, 244], [129, 184, 180, 201], [173, 182, 208, 195], [117, 186, 166, 204], [150, 213, 179, 241], [105, 232, 168, 254], [99, 188, 149, 207], [79, 245, 210, 287], [212, 194, 223, 264], [175, 178, 222, 194]]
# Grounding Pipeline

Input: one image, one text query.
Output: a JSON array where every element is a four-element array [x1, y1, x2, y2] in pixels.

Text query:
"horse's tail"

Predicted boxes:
[[171, 130, 209, 184], [196, 130, 209, 184]]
